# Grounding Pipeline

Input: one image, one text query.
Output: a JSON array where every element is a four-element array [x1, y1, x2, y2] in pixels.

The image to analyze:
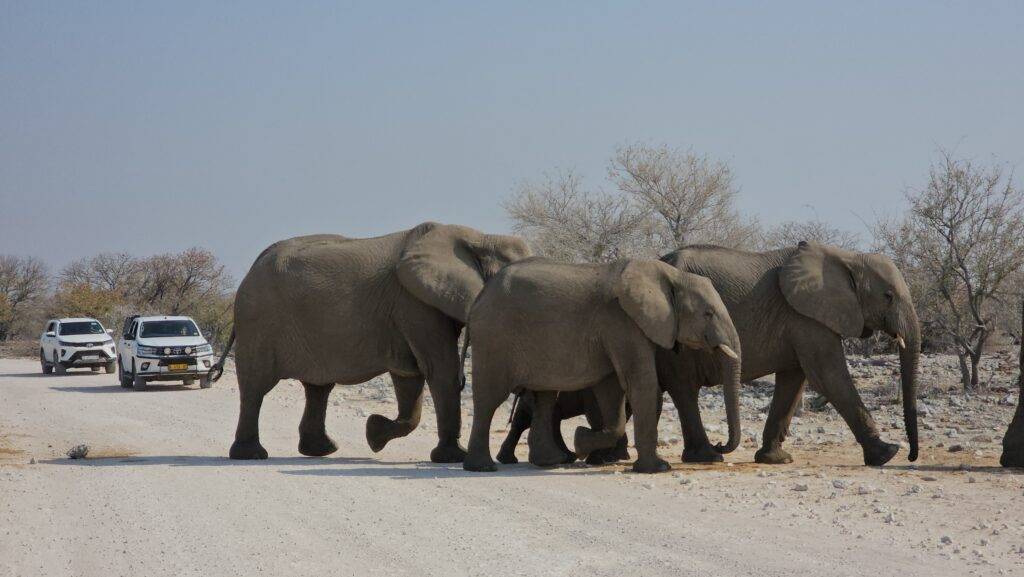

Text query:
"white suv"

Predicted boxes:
[[117, 315, 215, 390], [40, 318, 117, 375]]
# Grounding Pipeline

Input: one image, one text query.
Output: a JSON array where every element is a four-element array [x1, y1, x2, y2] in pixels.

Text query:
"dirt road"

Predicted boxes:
[[1, 358, 1022, 576]]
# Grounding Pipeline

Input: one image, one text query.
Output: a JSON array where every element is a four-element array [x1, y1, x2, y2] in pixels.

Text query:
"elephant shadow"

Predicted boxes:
[[42, 454, 611, 479]]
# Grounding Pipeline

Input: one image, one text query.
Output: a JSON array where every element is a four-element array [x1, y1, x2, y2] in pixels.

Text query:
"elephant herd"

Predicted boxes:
[[218, 221, 921, 473]]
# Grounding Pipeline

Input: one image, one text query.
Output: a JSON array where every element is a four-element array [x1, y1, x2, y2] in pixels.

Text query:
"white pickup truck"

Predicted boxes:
[[117, 315, 215, 390], [40, 318, 117, 374]]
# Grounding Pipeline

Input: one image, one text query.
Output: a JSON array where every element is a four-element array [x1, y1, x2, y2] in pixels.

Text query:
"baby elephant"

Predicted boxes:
[[463, 258, 742, 474]]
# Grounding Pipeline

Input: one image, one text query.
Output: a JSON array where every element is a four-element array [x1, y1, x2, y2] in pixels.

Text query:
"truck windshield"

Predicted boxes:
[[59, 321, 105, 336], [140, 320, 200, 338]]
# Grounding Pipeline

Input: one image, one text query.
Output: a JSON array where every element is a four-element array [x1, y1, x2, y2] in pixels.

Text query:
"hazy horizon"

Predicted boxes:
[[3, 2, 1023, 281]]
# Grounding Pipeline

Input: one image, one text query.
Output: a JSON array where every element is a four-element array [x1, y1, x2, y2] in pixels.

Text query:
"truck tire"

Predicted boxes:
[[105, 360, 116, 374], [54, 357, 67, 375], [132, 374, 148, 391], [41, 350, 53, 375], [199, 376, 212, 389], [118, 360, 132, 388]]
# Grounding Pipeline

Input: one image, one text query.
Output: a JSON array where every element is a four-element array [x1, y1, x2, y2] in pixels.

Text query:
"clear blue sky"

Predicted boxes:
[[2, 1, 1022, 281]]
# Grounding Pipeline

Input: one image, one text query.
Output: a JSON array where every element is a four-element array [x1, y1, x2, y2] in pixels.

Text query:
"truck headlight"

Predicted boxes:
[[137, 345, 160, 356], [196, 344, 213, 354]]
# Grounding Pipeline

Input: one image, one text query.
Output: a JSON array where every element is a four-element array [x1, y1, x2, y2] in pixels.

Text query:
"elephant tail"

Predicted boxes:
[[207, 330, 235, 383], [458, 328, 471, 391]]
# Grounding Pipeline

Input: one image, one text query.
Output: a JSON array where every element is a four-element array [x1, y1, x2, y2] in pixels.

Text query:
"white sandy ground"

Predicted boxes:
[[1, 357, 1023, 577]]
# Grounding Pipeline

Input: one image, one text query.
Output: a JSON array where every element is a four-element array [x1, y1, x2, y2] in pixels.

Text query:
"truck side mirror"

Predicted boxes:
[[106, 329, 114, 335], [45, 331, 55, 338]]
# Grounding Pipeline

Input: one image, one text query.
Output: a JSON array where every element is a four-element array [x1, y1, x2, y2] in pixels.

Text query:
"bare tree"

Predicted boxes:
[[60, 253, 141, 296], [0, 255, 49, 340], [504, 170, 653, 263], [610, 143, 760, 251], [875, 151, 1024, 389], [763, 218, 861, 251]]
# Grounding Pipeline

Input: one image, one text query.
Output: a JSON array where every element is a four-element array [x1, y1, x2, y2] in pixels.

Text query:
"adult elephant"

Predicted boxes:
[[463, 258, 743, 473], [224, 222, 530, 462], [659, 241, 920, 466]]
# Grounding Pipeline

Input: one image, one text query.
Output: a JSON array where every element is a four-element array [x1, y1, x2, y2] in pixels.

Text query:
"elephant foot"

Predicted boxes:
[[463, 452, 497, 472], [632, 456, 671, 474], [1001, 448, 1024, 468], [229, 439, 268, 460], [496, 445, 519, 464], [585, 447, 625, 465], [754, 445, 793, 465], [682, 443, 725, 463], [862, 438, 899, 467], [529, 444, 574, 468], [430, 443, 468, 463], [298, 433, 338, 457], [366, 414, 401, 453]]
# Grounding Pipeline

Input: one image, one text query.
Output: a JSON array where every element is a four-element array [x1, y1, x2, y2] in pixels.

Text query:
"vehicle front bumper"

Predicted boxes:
[[59, 346, 116, 367], [135, 354, 215, 380]]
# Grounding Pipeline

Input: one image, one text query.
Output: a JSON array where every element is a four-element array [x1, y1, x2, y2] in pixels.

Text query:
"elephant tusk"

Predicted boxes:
[[895, 335, 907, 349], [718, 344, 739, 360]]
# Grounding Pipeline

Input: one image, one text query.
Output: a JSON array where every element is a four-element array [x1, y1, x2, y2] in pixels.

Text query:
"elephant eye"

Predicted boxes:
[[884, 290, 894, 303], [704, 309, 714, 319]]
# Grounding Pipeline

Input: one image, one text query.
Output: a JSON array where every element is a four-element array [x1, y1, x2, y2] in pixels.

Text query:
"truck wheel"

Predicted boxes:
[[118, 361, 131, 388], [41, 350, 53, 375], [132, 374, 148, 391], [54, 358, 67, 375], [199, 376, 212, 389], [91, 366, 101, 372], [105, 361, 116, 374], [183, 377, 195, 386]]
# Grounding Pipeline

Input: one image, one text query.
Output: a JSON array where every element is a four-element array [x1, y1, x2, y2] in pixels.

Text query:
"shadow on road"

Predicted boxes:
[[42, 453, 613, 479], [0, 372, 96, 379], [49, 384, 195, 393]]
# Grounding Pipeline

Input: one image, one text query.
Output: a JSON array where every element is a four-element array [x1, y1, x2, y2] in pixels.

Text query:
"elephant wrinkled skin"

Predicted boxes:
[[463, 258, 743, 474], [228, 222, 529, 462]]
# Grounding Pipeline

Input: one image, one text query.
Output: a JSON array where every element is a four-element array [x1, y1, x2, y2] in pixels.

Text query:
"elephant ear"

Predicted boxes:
[[779, 242, 864, 337], [396, 223, 484, 323], [614, 260, 678, 349]]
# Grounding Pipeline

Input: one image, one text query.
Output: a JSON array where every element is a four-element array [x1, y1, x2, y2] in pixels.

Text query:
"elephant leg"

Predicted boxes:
[[464, 375, 507, 473], [407, 328, 467, 463], [528, 391, 574, 467], [673, 383, 724, 463], [625, 370, 671, 474], [795, 339, 898, 466], [298, 382, 338, 457], [366, 373, 424, 452], [582, 387, 628, 464], [574, 375, 627, 461], [229, 365, 277, 460], [496, 393, 531, 464], [754, 369, 804, 465]]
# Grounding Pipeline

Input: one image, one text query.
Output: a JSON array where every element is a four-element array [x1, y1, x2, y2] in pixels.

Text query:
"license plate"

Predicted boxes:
[[168, 363, 188, 371], [81, 355, 98, 361]]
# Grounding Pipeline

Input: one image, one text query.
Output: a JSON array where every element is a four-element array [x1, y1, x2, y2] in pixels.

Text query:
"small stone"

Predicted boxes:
[[66, 444, 89, 459], [792, 483, 809, 492], [832, 479, 849, 489], [883, 512, 896, 524], [948, 444, 965, 453], [28, 458, 36, 465], [968, 476, 977, 484], [856, 485, 875, 495], [921, 475, 938, 481], [940, 536, 953, 545], [642, 483, 654, 490]]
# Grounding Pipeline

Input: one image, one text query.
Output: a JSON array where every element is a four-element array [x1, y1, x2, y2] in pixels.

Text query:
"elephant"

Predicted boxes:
[[518, 241, 921, 467], [1001, 375, 1024, 468], [225, 222, 530, 462], [494, 389, 637, 466], [462, 257, 742, 474], [658, 242, 921, 466]]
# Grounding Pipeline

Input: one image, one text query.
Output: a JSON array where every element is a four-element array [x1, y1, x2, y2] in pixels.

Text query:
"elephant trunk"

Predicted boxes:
[[893, 304, 921, 462], [713, 345, 742, 454]]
